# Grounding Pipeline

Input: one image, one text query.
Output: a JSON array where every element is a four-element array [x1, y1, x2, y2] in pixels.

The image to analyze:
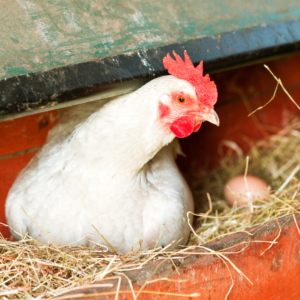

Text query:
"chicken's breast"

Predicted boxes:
[[6, 78, 195, 254]]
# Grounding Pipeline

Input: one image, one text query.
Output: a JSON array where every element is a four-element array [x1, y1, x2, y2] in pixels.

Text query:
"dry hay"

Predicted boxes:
[[188, 119, 300, 246], [187, 65, 300, 247], [1, 226, 252, 299], [1, 65, 300, 299], [0, 231, 205, 299]]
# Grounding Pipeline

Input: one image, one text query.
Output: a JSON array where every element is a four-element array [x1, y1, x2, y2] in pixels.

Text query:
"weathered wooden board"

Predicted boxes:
[[1, 18, 300, 120], [1, 0, 300, 80], [1, 1, 300, 119]]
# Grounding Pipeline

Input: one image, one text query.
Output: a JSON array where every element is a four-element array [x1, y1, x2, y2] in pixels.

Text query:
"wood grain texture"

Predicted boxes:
[[1, 0, 300, 80], [0, 110, 59, 156]]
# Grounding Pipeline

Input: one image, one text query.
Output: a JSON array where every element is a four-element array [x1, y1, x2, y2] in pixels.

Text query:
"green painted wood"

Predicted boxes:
[[1, 0, 300, 80]]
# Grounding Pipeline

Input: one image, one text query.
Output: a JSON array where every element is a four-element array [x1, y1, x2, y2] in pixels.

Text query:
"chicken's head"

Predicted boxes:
[[159, 51, 219, 138]]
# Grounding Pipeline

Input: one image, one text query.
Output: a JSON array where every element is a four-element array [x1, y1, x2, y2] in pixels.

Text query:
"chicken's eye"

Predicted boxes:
[[177, 96, 185, 103], [202, 106, 210, 113]]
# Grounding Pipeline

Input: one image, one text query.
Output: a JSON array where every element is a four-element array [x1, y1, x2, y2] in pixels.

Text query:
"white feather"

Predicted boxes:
[[6, 75, 194, 254]]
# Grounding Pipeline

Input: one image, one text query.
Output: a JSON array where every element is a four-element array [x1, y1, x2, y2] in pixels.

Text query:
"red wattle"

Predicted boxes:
[[193, 122, 202, 132], [170, 116, 195, 138]]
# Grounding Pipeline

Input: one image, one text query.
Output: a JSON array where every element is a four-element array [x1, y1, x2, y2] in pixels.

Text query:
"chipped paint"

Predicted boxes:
[[1, 0, 300, 80], [137, 51, 154, 71], [132, 11, 146, 26], [64, 12, 81, 31], [35, 21, 51, 45], [16, 0, 37, 10]]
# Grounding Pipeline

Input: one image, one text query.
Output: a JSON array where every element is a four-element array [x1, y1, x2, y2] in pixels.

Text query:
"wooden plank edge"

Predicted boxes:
[[1, 18, 300, 120]]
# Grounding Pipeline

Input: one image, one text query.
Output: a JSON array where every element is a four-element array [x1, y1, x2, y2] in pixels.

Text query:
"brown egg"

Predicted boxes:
[[223, 175, 269, 207]]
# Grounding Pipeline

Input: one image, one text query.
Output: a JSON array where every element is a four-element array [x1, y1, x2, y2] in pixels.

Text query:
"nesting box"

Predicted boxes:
[[1, 1, 300, 299]]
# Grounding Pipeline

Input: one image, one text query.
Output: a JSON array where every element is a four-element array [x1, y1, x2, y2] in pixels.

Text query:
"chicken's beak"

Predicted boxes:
[[202, 109, 220, 126]]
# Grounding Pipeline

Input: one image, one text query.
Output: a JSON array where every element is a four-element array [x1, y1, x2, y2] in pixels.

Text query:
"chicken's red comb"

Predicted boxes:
[[163, 51, 217, 108]]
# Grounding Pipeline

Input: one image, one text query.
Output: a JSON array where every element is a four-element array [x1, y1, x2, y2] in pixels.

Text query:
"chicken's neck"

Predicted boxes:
[[72, 87, 174, 177]]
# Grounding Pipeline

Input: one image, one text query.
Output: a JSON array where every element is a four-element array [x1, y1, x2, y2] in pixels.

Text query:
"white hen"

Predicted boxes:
[[6, 51, 219, 254]]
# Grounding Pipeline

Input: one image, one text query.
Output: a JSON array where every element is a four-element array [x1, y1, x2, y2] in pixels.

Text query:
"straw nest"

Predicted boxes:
[[1, 67, 300, 299], [188, 118, 300, 246]]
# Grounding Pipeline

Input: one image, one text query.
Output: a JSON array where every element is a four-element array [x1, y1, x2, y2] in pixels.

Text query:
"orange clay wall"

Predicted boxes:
[[1, 53, 300, 238]]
